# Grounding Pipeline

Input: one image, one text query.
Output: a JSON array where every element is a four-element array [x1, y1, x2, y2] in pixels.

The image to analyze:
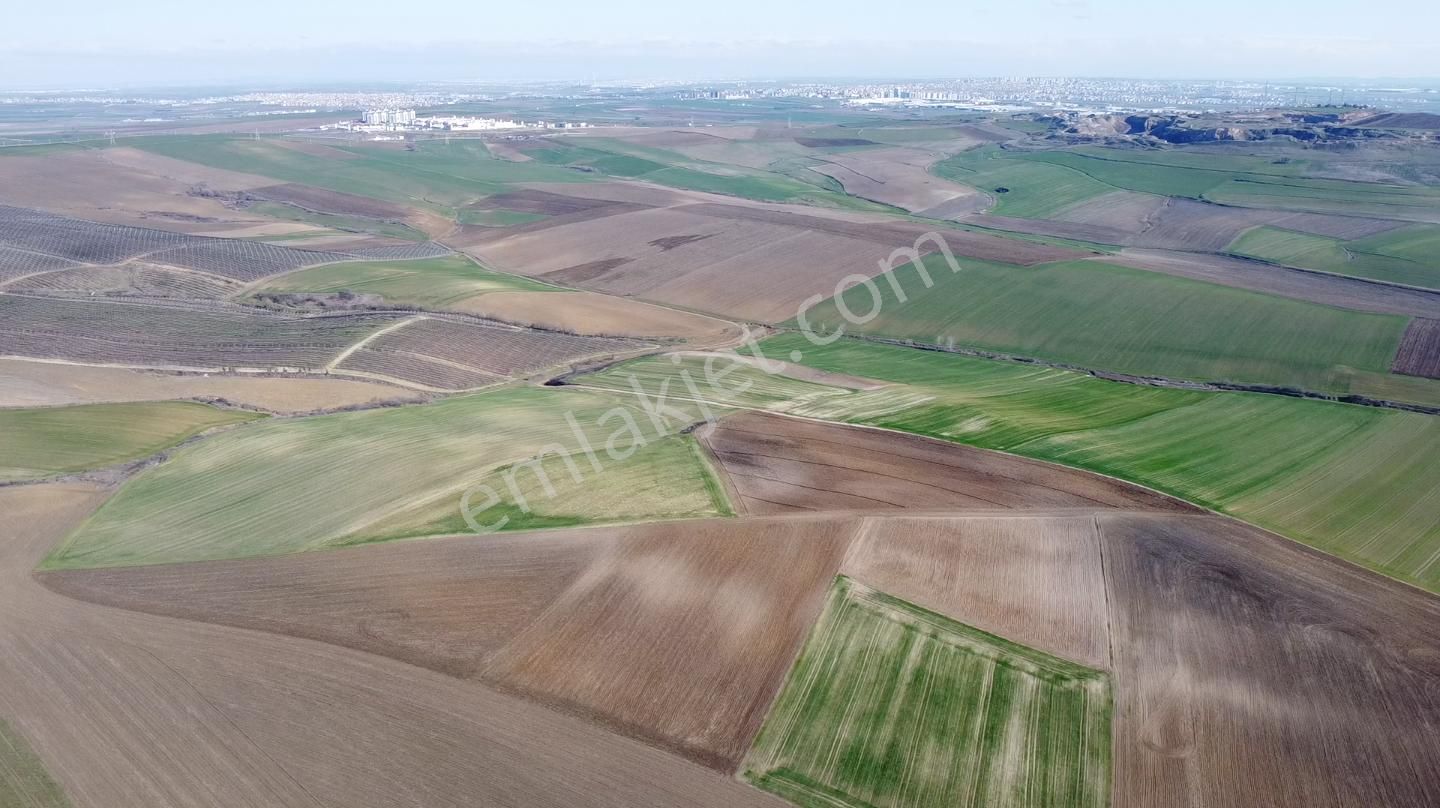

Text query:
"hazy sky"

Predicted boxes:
[[5, 0, 1438, 87]]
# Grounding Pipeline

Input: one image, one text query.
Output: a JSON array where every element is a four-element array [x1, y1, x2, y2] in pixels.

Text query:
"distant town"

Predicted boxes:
[[328, 109, 592, 134]]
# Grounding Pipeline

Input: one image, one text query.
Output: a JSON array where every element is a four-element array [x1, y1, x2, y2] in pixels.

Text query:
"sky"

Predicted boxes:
[[4, 0, 1438, 87]]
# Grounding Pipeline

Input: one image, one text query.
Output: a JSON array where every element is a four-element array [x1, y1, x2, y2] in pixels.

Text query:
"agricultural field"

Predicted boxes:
[[699, 411, 1192, 515], [333, 316, 646, 390], [7, 107, 1440, 808], [2, 485, 785, 808], [1393, 318, 1440, 378], [41, 386, 728, 568], [467, 199, 1082, 323], [0, 717, 71, 808], [932, 147, 1117, 218], [0, 295, 401, 370], [1227, 223, 1440, 288], [595, 335, 1440, 591], [796, 254, 1424, 402], [252, 254, 558, 312], [743, 576, 1113, 808], [0, 400, 262, 482], [0, 357, 419, 412]]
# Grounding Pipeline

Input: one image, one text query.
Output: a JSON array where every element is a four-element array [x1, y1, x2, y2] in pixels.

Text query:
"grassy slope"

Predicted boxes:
[[44, 387, 727, 569], [932, 147, 1117, 218], [0, 401, 263, 482], [593, 337, 1440, 592], [794, 254, 1419, 403], [246, 202, 430, 241], [252, 254, 555, 310], [1228, 225, 1440, 289], [0, 718, 71, 808], [744, 576, 1111, 808]]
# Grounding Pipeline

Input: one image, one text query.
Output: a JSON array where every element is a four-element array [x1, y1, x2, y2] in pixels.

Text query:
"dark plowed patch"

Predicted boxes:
[[1392, 318, 1440, 379], [795, 137, 878, 148], [700, 411, 1198, 516], [542, 257, 635, 285], [253, 184, 409, 219], [471, 190, 618, 216], [648, 234, 713, 251]]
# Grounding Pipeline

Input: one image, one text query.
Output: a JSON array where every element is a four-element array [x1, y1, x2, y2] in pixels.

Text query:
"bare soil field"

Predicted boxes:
[[455, 290, 738, 340], [698, 411, 1195, 515], [0, 358, 417, 412], [1052, 190, 1168, 234], [1392, 318, 1440, 378], [807, 147, 986, 212], [338, 316, 646, 387], [44, 511, 860, 773], [468, 202, 1083, 322], [252, 183, 411, 220], [1102, 248, 1440, 318], [97, 146, 279, 190], [2, 485, 789, 808], [1100, 512, 1440, 808], [1130, 199, 1402, 251], [0, 149, 269, 232], [481, 516, 859, 770], [0, 295, 400, 370], [41, 529, 604, 678], [842, 514, 1112, 669]]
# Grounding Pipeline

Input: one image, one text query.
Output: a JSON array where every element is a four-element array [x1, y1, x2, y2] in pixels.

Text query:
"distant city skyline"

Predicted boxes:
[[4, 0, 1438, 88]]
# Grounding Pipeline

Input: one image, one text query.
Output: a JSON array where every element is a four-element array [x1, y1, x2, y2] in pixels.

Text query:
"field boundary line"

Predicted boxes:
[[325, 315, 424, 371]]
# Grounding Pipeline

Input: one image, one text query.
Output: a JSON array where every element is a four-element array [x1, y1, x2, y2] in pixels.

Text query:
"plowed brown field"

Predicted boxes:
[[699, 411, 1195, 515], [1392, 318, 1440, 378], [5, 485, 790, 808]]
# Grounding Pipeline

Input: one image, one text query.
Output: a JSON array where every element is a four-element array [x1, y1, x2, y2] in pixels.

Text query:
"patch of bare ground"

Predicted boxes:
[[252, 183, 410, 220], [468, 203, 1083, 323], [1100, 512, 1440, 808], [470, 189, 620, 216], [807, 147, 986, 212], [43, 511, 859, 774], [453, 290, 738, 341], [841, 514, 1112, 669], [3, 485, 788, 808], [698, 411, 1197, 516], [1052, 190, 1169, 235], [336, 317, 647, 387], [0, 358, 419, 412], [480, 515, 860, 769], [97, 146, 278, 190], [1131, 198, 1400, 251], [1102, 248, 1440, 318], [484, 140, 532, 162], [1392, 318, 1440, 379], [0, 149, 267, 232]]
